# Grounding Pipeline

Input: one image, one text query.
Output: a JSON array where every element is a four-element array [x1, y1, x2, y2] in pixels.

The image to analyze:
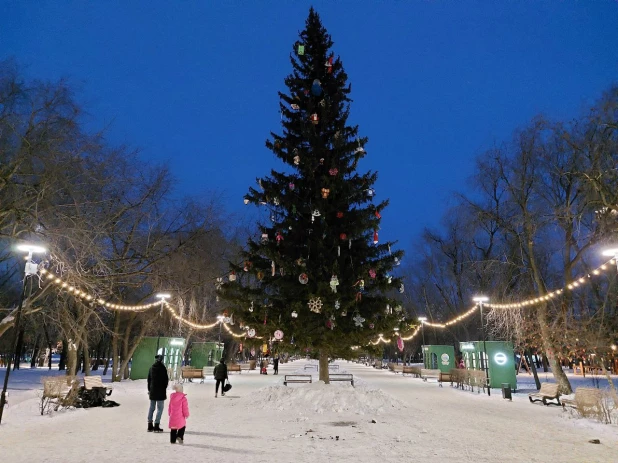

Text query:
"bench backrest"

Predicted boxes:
[[539, 382, 559, 396], [284, 375, 312, 380], [43, 376, 76, 398], [575, 387, 602, 406], [84, 375, 105, 390], [228, 364, 241, 371], [330, 374, 353, 380]]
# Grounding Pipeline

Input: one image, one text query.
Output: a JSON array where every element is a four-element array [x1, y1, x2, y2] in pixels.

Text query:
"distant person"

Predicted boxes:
[[458, 358, 465, 369], [147, 354, 169, 432], [273, 356, 280, 375], [213, 358, 228, 398], [168, 383, 190, 444]]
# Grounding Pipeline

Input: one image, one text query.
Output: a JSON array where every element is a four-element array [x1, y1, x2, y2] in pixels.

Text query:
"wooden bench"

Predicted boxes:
[[529, 382, 561, 406], [181, 367, 204, 383], [388, 363, 403, 373], [402, 366, 421, 377], [84, 375, 113, 395], [329, 374, 354, 387], [239, 364, 252, 371], [562, 387, 603, 415], [373, 360, 383, 369], [467, 370, 488, 394], [40, 376, 79, 415], [304, 364, 318, 371], [328, 364, 340, 371], [438, 371, 453, 387], [284, 375, 313, 386], [228, 364, 242, 374], [420, 368, 440, 382], [449, 369, 467, 389]]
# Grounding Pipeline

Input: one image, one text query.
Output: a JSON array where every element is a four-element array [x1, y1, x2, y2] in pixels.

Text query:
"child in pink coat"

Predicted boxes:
[[168, 383, 190, 444]]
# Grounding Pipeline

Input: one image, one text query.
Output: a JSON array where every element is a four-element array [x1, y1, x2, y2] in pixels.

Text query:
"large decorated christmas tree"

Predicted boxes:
[[219, 8, 405, 382]]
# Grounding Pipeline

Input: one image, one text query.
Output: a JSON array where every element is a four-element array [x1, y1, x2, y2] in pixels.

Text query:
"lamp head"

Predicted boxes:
[[601, 248, 618, 257], [155, 293, 171, 300], [473, 296, 489, 303], [16, 244, 46, 254], [418, 316, 428, 323]]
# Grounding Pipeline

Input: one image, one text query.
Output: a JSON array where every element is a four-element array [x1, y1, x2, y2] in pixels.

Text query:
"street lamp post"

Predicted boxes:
[[216, 315, 224, 362], [418, 317, 427, 366], [0, 244, 46, 424], [155, 293, 171, 354], [601, 248, 618, 270], [473, 296, 490, 396]]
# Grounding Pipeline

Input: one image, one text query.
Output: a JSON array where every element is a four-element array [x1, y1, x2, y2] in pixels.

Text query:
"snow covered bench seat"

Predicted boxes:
[[402, 366, 421, 377], [420, 369, 440, 381], [283, 375, 313, 386], [387, 363, 403, 373], [329, 374, 354, 387], [84, 375, 113, 396], [438, 371, 453, 387], [181, 367, 204, 383], [529, 382, 561, 406], [561, 387, 603, 414], [40, 376, 79, 415], [304, 364, 318, 371], [228, 364, 242, 373]]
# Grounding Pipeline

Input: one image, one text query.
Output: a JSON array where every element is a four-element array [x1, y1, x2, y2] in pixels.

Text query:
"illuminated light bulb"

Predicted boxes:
[[55, 278, 61, 283], [593, 270, 600, 275], [601, 265, 607, 270], [61, 282, 68, 288], [47, 274, 54, 279], [579, 278, 585, 283]]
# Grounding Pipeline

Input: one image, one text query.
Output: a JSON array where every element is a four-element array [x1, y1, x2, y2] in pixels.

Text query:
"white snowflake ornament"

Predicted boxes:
[[308, 297, 323, 313], [353, 313, 365, 327]]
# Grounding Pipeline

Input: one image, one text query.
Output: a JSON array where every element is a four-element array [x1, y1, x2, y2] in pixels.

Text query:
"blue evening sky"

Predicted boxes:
[[2, 1, 617, 253]]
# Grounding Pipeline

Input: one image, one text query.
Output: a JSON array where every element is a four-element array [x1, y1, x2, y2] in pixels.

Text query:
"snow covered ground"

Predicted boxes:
[[1, 361, 616, 463]]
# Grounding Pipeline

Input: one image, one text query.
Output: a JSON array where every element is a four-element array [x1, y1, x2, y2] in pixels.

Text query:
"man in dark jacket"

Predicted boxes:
[[273, 356, 279, 375], [147, 354, 169, 432], [213, 358, 228, 398]]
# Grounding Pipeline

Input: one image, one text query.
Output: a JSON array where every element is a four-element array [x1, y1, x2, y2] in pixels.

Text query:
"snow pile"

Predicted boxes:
[[245, 380, 407, 415]]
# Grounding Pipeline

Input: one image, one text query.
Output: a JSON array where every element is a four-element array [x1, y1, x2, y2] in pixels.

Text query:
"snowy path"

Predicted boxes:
[[0, 362, 616, 463]]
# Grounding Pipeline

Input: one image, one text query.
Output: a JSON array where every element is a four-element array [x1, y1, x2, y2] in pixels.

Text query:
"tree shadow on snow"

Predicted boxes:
[[186, 431, 256, 439]]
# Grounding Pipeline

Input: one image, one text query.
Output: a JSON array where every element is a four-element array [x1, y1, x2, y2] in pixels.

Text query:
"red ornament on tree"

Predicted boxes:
[[329, 168, 338, 176], [375, 210, 381, 219], [336, 211, 344, 218], [310, 113, 319, 125], [340, 233, 347, 240], [373, 230, 378, 244]]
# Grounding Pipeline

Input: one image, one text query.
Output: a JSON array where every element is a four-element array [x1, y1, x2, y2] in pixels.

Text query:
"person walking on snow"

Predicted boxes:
[[147, 354, 169, 432], [213, 358, 228, 398], [168, 383, 190, 444], [273, 356, 279, 375]]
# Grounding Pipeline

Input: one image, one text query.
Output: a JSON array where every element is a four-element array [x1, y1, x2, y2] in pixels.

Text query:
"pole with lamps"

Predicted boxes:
[[217, 315, 224, 361], [155, 293, 170, 355], [418, 317, 427, 366], [0, 244, 46, 424], [472, 295, 490, 396]]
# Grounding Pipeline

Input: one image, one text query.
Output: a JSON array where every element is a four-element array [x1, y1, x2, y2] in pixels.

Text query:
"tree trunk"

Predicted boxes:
[[102, 341, 112, 376], [30, 334, 40, 369], [81, 328, 91, 376], [111, 314, 121, 382], [12, 328, 25, 370], [67, 341, 78, 377], [59, 338, 67, 370], [526, 350, 541, 390], [319, 350, 330, 384], [42, 323, 53, 370], [536, 303, 572, 393]]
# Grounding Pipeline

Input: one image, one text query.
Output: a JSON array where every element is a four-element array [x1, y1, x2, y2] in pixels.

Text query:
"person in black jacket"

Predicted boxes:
[[213, 358, 228, 398], [273, 356, 279, 375], [147, 354, 169, 432]]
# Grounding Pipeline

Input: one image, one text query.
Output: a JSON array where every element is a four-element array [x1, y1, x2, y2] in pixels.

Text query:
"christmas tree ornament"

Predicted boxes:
[[330, 274, 339, 293], [386, 273, 392, 284], [366, 188, 375, 198], [399, 283, 405, 294], [308, 297, 323, 313], [310, 113, 319, 125], [247, 328, 256, 338], [291, 103, 300, 110], [385, 304, 392, 315], [321, 188, 330, 199], [280, 267, 285, 276], [249, 301, 254, 312], [215, 277, 223, 290], [395, 305, 403, 313], [244, 196, 250, 205], [257, 271, 264, 281], [312, 209, 321, 222], [243, 261, 252, 272], [291, 311, 298, 318], [290, 335, 295, 344], [375, 210, 381, 219], [394, 256, 401, 266], [335, 300, 340, 310], [319, 158, 325, 165], [273, 197, 280, 205], [261, 233, 268, 244], [337, 245, 340, 257], [340, 233, 347, 240], [299, 273, 309, 284], [336, 211, 344, 218], [373, 230, 379, 244], [289, 182, 295, 190], [276, 231, 284, 245], [341, 309, 347, 316], [311, 79, 323, 96], [326, 319, 335, 330], [274, 330, 284, 340], [297, 44, 305, 55], [296, 257, 305, 267], [229, 271, 236, 282], [397, 336, 404, 352], [293, 155, 300, 165], [319, 99, 326, 107], [349, 238, 352, 249], [329, 168, 338, 176], [369, 323, 375, 329], [369, 269, 376, 279], [325, 57, 333, 73], [353, 313, 365, 327], [270, 214, 276, 222], [271, 260, 276, 276]]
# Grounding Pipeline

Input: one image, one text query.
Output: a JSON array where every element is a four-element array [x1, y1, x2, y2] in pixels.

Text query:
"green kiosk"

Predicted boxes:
[[130, 336, 185, 381], [423, 345, 456, 372], [460, 341, 516, 390], [188, 342, 224, 368]]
